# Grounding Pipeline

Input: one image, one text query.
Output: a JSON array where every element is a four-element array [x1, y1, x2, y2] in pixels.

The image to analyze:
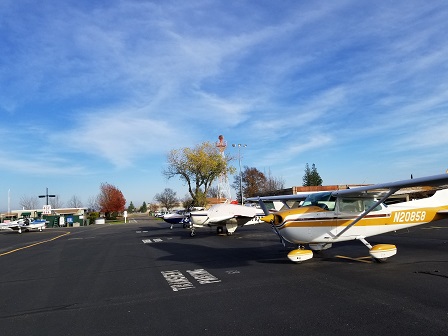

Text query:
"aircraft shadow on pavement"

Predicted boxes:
[[143, 238, 294, 268]]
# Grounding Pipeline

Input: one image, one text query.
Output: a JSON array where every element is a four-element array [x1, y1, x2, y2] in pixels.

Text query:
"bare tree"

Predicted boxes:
[[19, 195, 39, 210], [148, 202, 159, 214], [87, 195, 100, 212], [206, 186, 220, 198], [263, 168, 285, 194], [49, 195, 64, 209], [67, 195, 83, 208], [181, 194, 194, 209], [154, 188, 179, 212]]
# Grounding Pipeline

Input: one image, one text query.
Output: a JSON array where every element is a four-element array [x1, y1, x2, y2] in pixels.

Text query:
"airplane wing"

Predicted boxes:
[[330, 173, 448, 197], [330, 173, 448, 238], [246, 192, 312, 202]]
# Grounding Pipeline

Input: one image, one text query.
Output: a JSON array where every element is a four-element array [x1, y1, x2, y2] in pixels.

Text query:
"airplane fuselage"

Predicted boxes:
[[271, 191, 448, 244]]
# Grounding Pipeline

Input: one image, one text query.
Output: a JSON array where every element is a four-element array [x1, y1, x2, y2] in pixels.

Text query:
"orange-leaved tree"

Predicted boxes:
[[98, 182, 126, 219]]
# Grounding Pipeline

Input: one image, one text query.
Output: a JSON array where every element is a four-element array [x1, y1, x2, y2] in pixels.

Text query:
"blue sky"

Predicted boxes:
[[1, 0, 448, 211]]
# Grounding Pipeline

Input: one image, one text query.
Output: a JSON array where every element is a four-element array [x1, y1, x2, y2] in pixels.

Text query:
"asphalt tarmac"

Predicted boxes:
[[1, 217, 447, 336]]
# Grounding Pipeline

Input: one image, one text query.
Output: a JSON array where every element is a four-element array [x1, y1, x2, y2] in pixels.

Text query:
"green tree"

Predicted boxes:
[[127, 201, 136, 213], [154, 188, 178, 212], [302, 163, 323, 186], [139, 201, 148, 213], [163, 141, 235, 206]]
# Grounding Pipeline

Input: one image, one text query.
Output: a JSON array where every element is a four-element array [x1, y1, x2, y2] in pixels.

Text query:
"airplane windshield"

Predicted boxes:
[[301, 192, 336, 210]]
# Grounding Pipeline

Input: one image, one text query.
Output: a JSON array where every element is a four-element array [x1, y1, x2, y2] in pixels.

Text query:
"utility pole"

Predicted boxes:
[[38, 187, 56, 206]]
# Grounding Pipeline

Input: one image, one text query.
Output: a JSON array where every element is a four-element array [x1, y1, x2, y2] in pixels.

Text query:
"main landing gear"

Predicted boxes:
[[357, 237, 397, 262], [287, 246, 313, 263], [286, 237, 397, 263], [287, 243, 333, 263]]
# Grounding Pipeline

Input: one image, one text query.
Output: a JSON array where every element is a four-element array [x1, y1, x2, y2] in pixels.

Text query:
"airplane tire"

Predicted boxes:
[[373, 257, 388, 263], [217, 227, 224, 234]]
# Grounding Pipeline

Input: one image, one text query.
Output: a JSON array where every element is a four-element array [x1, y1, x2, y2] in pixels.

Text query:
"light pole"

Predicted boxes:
[[232, 143, 247, 204]]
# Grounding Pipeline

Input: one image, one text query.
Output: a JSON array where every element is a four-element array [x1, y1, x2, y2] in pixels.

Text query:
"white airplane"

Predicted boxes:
[[188, 195, 309, 237], [255, 173, 448, 263], [0, 218, 46, 234]]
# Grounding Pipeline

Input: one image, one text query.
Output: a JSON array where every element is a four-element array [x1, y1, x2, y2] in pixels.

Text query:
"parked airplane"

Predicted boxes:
[[162, 210, 191, 229], [188, 194, 309, 236], [255, 173, 448, 263], [0, 218, 46, 234], [162, 208, 204, 229]]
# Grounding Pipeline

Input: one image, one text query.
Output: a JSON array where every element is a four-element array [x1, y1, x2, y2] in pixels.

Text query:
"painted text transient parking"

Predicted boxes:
[[161, 269, 221, 292]]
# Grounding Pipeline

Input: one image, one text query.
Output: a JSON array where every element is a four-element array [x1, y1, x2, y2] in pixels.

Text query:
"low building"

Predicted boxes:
[[0, 208, 88, 227]]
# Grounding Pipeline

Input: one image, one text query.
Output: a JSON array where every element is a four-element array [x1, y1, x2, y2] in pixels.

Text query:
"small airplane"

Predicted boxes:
[[188, 195, 309, 237], [0, 218, 46, 234], [162, 210, 191, 229], [162, 208, 204, 229], [253, 173, 448, 263]]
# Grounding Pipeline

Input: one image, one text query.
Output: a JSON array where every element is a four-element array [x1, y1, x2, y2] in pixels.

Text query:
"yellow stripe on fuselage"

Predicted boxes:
[[276, 206, 448, 229]]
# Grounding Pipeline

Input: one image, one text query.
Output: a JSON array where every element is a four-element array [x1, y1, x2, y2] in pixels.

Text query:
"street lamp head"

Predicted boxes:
[[232, 144, 236, 147]]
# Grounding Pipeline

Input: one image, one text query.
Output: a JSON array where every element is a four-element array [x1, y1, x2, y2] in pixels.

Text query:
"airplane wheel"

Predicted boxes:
[[227, 232, 233, 236], [217, 226, 224, 234], [373, 257, 388, 263], [170, 225, 173, 230]]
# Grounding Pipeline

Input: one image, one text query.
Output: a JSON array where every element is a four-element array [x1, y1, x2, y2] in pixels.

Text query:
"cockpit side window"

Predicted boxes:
[[338, 198, 382, 212]]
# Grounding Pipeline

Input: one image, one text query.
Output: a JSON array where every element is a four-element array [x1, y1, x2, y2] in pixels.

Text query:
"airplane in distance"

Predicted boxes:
[[162, 210, 192, 230], [0, 218, 46, 234], [188, 194, 310, 237], [162, 207, 205, 230], [253, 173, 448, 263]]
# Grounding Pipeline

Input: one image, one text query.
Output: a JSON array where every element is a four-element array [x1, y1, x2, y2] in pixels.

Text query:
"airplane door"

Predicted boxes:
[[334, 198, 359, 237]]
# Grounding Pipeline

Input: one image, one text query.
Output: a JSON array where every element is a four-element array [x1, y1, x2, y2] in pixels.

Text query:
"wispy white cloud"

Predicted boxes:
[[52, 107, 197, 168]]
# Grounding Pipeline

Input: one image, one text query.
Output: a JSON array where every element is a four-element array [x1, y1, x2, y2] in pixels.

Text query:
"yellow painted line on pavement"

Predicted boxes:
[[335, 255, 373, 263], [0, 231, 70, 257]]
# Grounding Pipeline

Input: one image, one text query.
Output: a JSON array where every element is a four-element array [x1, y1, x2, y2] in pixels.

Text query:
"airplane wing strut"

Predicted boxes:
[[334, 187, 399, 238]]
